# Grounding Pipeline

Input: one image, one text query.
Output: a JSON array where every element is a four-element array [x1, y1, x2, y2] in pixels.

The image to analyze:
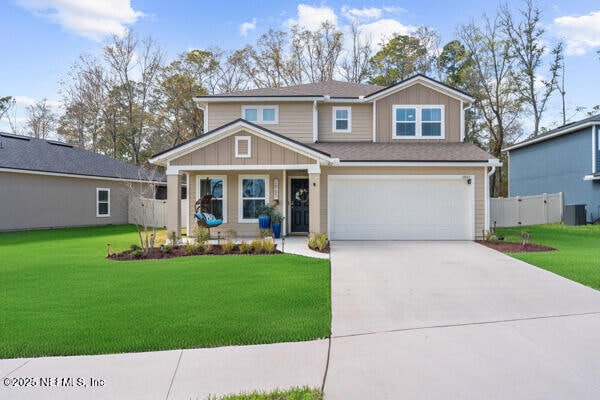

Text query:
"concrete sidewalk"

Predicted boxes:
[[1, 340, 329, 400]]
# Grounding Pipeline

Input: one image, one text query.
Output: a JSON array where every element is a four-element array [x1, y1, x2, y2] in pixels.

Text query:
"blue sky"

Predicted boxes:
[[1, 0, 600, 134]]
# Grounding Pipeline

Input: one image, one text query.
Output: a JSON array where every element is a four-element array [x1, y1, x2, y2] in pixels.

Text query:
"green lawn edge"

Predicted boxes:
[[0, 225, 331, 358], [206, 386, 322, 400], [495, 224, 600, 290]]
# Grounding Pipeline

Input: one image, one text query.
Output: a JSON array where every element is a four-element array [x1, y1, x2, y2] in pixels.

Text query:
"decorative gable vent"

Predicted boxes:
[[235, 136, 251, 158]]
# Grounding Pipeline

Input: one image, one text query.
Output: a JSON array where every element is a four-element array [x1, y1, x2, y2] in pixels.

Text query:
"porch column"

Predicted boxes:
[[188, 173, 197, 236], [166, 173, 181, 237], [308, 167, 321, 233]]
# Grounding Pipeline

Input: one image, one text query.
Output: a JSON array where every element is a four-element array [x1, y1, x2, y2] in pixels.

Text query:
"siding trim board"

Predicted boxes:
[[0, 167, 164, 184]]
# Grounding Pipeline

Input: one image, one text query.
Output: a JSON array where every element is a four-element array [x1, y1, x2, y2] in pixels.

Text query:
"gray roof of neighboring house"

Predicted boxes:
[[505, 114, 600, 151], [200, 80, 386, 98], [309, 142, 495, 162], [0, 132, 165, 182]]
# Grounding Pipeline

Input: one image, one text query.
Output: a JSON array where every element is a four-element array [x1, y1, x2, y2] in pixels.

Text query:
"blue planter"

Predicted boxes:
[[272, 223, 281, 238], [258, 215, 271, 229]]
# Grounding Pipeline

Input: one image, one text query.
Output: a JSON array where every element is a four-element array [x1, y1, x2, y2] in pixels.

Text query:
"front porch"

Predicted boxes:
[[166, 164, 323, 240]]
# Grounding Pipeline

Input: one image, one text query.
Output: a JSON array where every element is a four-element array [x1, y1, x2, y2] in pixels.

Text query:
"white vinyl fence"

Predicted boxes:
[[128, 198, 189, 229], [128, 197, 167, 228], [490, 192, 563, 228]]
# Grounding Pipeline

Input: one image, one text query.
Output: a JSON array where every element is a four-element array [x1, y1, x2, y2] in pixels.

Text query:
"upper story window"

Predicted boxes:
[[393, 105, 445, 139], [332, 106, 351, 133], [242, 105, 278, 124]]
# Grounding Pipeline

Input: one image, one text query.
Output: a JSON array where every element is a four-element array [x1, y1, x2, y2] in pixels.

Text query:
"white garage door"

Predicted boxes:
[[328, 175, 474, 240]]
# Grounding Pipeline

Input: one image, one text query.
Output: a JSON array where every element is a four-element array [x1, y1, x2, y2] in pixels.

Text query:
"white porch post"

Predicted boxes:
[[308, 164, 321, 233], [166, 172, 181, 237]]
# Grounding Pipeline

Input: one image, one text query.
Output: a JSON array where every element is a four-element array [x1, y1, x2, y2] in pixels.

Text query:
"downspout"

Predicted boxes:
[[313, 100, 318, 143], [485, 165, 497, 234], [461, 103, 472, 142]]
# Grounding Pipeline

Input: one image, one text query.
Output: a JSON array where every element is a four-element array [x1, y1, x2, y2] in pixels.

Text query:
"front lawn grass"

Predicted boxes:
[[0, 225, 331, 358], [496, 224, 600, 290], [207, 386, 322, 400]]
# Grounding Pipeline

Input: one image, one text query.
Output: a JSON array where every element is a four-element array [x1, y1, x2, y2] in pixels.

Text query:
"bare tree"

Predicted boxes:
[[291, 21, 343, 83], [104, 32, 164, 165], [0, 96, 13, 120], [339, 22, 373, 83], [123, 169, 161, 254], [59, 54, 108, 150], [459, 16, 523, 197], [501, 0, 563, 136], [25, 98, 57, 139]]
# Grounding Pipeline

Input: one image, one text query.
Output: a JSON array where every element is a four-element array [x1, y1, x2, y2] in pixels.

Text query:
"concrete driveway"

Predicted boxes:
[[325, 241, 600, 399]]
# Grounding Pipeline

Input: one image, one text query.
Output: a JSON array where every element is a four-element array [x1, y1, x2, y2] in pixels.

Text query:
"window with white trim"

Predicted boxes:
[[332, 106, 351, 132], [242, 106, 278, 124], [235, 136, 251, 158], [239, 176, 269, 222], [197, 176, 226, 221], [96, 188, 110, 217], [393, 105, 444, 139]]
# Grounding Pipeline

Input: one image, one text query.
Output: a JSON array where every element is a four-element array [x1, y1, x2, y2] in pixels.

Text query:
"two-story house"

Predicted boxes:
[[150, 74, 500, 240], [505, 114, 600, 222]]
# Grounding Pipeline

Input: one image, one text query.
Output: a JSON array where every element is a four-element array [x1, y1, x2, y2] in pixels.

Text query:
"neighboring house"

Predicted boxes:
[[505, 114, 600, 222], [0, 132, 165, 231], [150, 74, 500, 240]]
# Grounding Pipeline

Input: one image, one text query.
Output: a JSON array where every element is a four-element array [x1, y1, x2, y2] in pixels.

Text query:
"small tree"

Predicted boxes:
[[123, 169, 163, 254]]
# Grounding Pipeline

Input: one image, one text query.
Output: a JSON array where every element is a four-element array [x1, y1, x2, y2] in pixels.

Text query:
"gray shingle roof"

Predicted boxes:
[[0, 133, 165, 182], [506, 114, 600, 151], [309, 142, 495, 162], [203, 80, 385, 98]]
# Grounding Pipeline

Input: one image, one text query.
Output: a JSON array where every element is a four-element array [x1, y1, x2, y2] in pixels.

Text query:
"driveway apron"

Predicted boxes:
[[325, 241, 600, 399]]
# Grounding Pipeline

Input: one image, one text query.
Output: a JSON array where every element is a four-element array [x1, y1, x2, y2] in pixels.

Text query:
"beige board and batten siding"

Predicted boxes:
[[170, 132, 314, 166], [319, 166, 486, 239], [0, 171, 129, 231], [376, 83, 462, 143], [318, 103, 372, 142], [207, 102, 314, 143], [186, 170, 285, 237]]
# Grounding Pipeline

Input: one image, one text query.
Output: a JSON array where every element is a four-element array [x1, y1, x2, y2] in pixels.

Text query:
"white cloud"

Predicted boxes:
[[341, 6, 382, 21], [13, 96, 36, 107], [240, 18, 257, 37], [382, 6, 405, 14], [359, 19, 414, 48], [286, 4, 337, 30], [16, 0, 144, 41], [551, 11, 600, 55]]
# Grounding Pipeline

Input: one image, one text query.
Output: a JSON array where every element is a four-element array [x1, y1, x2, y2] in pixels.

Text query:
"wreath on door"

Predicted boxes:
[[294, 188, 309, 204]]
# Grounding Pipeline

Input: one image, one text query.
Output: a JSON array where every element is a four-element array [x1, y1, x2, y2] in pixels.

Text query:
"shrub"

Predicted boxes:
[[161, 245, 173, 254], [222, 240, 236, 254], [195, 228, 211, 244], [262, 239, 276, 254], [308, 233, 328, 251], [184, 243, 197, 255], [195, 243, 208, 254], [239, 241, 251, 254], [130, 249, 144, 259], [259, 228, 273, 238], [130, 244, 141, 251], [485, 231, 498, 242], [250, 239, 263, 253]]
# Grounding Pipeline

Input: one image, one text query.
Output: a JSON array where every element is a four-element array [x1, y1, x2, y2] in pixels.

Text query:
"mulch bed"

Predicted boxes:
[[477, 240, 556, 253], [108, 245, 280, 261]]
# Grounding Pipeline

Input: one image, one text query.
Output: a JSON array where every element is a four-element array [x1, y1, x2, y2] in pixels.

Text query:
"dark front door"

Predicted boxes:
[[290, 178, 309, 232]]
